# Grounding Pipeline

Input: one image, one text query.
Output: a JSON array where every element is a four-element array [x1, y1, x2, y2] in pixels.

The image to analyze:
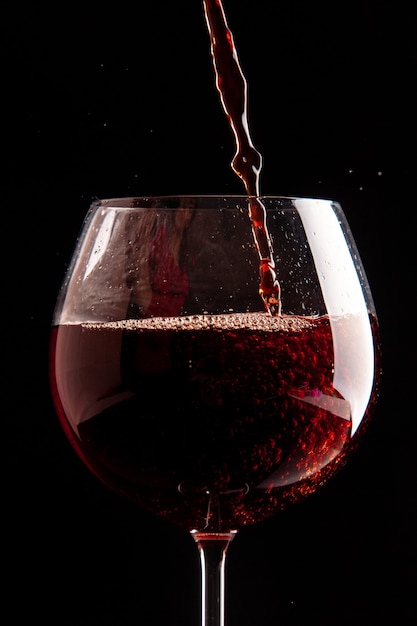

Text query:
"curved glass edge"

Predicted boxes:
[[52, 195, 378, 324]]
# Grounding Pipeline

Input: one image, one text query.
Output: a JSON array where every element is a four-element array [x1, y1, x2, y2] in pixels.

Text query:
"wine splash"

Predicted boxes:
[[202, 0, 281, 315]]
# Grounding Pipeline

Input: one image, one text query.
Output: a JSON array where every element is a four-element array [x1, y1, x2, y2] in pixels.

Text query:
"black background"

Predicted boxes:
[[2, 1, 416, 624]]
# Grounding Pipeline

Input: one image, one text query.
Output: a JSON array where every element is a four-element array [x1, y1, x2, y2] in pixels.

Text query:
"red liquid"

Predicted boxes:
[[50, 312, 379, 531], [203, 0, 281, 314]]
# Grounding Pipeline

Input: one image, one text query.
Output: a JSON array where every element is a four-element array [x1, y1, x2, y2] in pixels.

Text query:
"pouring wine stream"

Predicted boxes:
[[202, 0, 281, 318]]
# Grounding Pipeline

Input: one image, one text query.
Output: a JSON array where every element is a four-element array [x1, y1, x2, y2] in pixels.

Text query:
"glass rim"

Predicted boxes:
[[92, 195, 341, 209]]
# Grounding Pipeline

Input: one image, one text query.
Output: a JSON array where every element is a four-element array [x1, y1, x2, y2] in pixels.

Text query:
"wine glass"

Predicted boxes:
[[49, 195, 381, 626]]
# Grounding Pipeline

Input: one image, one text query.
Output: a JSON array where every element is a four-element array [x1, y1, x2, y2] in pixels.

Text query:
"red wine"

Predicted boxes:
[[50, 312, 379, 531], [203, 0, 281, 315]]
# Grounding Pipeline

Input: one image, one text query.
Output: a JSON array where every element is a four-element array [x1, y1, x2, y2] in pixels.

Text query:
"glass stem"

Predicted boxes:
[[191, 531, 237, 626]]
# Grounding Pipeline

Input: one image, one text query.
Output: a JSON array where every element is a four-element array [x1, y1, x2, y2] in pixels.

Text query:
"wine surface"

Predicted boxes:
[[50, 312, 379, 532]]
